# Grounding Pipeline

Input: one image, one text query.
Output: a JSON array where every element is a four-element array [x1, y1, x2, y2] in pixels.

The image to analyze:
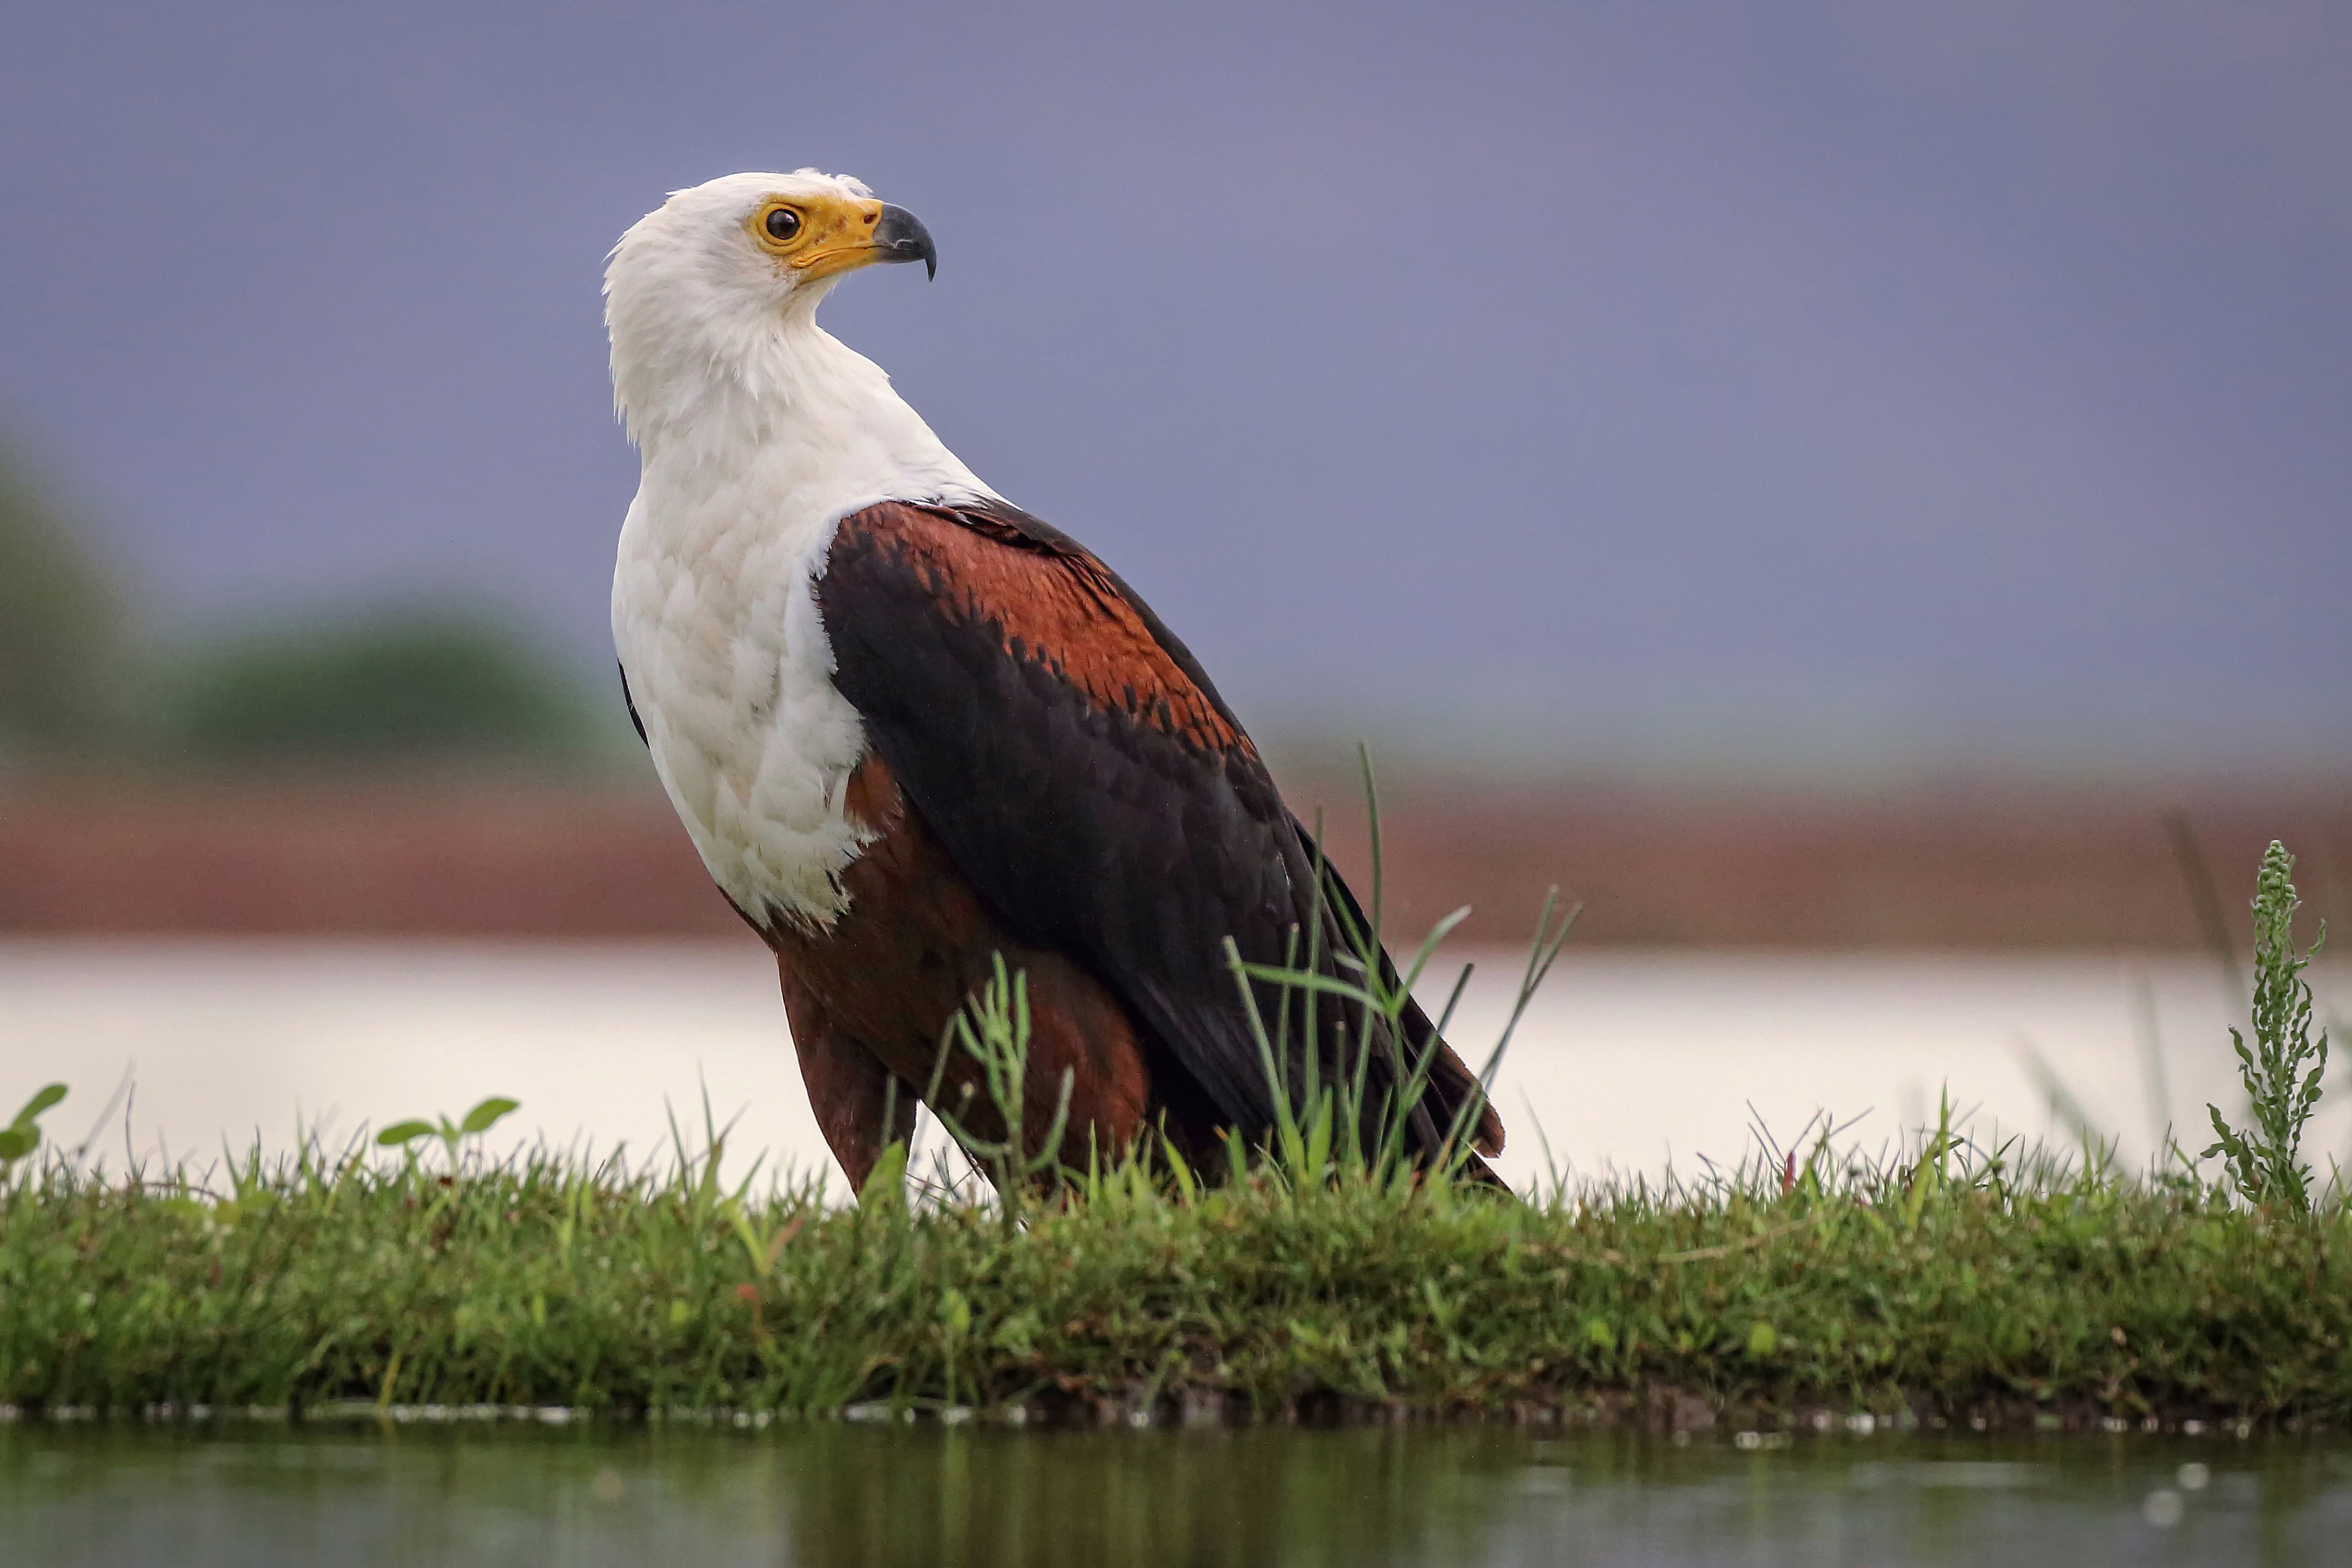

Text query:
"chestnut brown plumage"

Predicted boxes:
[[778, 499, 1504, 1185]]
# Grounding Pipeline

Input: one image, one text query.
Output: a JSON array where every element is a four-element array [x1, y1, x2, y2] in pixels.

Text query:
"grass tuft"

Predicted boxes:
[[1, 1104, 2348, 1428], [2, 837, 2345, 1430], [2204, 841, 2331, 1212]]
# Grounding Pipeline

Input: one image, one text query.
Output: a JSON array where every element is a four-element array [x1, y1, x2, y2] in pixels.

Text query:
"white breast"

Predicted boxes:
[[610, 327, 991, 930]]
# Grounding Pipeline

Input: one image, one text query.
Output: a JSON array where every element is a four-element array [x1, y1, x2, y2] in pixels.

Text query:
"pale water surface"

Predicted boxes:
[[4, 1423, 2346, 1566], [2, 941, 2346, 1187]]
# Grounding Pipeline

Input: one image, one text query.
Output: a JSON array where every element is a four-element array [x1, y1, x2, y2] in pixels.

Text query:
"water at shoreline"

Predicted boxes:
[[6, 939, 2344, 1188], [6, 1422, 2345, 1566]]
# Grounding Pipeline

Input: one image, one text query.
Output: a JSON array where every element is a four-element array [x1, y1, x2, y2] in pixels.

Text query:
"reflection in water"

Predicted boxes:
[[782, 1427, 1509, 1567], [5, 1422, 2350, 1567]]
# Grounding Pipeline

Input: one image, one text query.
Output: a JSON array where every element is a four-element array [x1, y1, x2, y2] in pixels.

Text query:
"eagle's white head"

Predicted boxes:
[[605, 170, 939, 451]]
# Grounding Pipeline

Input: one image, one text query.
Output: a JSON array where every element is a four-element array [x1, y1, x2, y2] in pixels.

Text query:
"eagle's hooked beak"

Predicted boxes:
[[792, 200, 937, 282], [871, 204, 937, 280]]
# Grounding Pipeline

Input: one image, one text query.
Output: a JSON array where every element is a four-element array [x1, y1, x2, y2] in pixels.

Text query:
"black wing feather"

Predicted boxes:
[[818, 499, 1499, 1172]]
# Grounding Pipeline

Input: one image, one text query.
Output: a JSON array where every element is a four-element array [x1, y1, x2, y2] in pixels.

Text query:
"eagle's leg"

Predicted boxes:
[[777, 958, 918, 1191]]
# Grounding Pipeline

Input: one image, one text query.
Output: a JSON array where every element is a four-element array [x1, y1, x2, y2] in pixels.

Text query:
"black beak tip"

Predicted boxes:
[[874, 203, 938, 281]]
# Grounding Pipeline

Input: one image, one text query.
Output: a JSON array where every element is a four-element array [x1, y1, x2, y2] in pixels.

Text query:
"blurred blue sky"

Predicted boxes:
[[2, 1, 2346, 776]]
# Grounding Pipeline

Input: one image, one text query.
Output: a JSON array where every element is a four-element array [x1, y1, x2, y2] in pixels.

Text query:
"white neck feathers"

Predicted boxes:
[[608, 266, 989, 515]]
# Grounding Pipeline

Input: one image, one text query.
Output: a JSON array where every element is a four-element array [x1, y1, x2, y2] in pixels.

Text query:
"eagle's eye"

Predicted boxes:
[[763, 206, 802, 243]]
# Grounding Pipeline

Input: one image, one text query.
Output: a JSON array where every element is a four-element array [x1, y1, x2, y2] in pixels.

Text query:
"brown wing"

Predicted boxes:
[[815, 497, 1503, 1167]]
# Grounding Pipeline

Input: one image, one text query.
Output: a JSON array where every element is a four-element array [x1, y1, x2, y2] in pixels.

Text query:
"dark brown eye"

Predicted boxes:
[[764, 207, 802, 242]]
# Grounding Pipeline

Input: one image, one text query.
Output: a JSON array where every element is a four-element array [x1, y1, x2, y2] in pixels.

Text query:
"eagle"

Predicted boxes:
[[608, 170, 1503, 1191]]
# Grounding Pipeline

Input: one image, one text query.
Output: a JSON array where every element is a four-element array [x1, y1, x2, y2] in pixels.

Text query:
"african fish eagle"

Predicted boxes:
[[608, 170, 1504, 1189]]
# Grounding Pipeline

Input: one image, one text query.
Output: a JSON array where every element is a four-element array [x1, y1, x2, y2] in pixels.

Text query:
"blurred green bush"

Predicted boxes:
[[0, 442, 130, 758], [157, 610, 611, 766], [1, 437, 616, 771]]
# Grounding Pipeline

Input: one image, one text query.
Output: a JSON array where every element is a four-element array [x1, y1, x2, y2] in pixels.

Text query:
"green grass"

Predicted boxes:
[[1, 1119, 2346, 1431], [1, 828, 2343, 1432], [2204, 840, 2332, 1210]]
